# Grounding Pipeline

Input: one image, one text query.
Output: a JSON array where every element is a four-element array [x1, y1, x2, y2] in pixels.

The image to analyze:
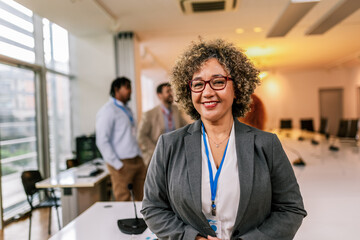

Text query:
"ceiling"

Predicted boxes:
[[15, 0, 360, 71]]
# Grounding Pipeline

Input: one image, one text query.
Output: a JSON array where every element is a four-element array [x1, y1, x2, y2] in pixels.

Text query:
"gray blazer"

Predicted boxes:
[[141, 119, 306, 240]]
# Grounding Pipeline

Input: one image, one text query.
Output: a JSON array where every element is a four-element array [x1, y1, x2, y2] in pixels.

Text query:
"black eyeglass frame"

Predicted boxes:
[[188, 75, 234, 93]]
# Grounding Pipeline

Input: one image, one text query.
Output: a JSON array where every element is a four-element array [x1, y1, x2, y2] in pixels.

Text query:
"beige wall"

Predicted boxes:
[[255, 66, 360, 131]]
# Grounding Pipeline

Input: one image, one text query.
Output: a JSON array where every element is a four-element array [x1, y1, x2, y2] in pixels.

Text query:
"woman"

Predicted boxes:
[[141, 39, 306, 240], [239, 94, 267, 130]]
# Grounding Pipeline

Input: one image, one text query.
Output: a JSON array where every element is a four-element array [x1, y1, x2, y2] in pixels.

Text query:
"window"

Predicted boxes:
[[43, 19, 70, 73], [0, 63, 38, 220], [0, 0, 34, 63], [47, 72, 72, 176], [0, 0, 72, 223]]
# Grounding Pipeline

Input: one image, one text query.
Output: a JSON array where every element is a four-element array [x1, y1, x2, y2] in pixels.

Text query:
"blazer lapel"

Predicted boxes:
[[184, 120, 209, 226], [233, 120, 255, 229]]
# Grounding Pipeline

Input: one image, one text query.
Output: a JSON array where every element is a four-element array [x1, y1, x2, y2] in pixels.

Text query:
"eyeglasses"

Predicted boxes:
[[188, 75, 233, 93]]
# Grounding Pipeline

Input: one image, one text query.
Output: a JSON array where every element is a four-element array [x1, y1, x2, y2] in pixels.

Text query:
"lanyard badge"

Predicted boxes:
[[113, 98, 134, 126], [202, 123, 229, 216]]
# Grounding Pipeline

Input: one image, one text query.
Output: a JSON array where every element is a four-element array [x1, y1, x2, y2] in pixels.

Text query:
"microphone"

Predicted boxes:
[[117, 183, 147, 234], [283, 144, 306, 167], [128, 184, 139, 220]]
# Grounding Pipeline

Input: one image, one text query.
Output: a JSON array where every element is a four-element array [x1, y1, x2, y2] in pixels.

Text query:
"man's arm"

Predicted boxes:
[[137, 111, 156, 164], [95, 109, 123, 170]]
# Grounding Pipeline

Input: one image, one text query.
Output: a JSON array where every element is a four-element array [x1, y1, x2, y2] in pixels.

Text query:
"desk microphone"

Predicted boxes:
[[117, 184, 147, 234], [284, 144, 306, 166]]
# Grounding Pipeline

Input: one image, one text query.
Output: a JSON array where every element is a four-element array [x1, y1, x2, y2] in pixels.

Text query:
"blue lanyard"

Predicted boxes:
[[202, 123, 229, 216], [113, 98, 134, 125]]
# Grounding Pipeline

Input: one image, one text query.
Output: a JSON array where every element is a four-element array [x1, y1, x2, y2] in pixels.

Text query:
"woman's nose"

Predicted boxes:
[[202, 82, 215, 96]]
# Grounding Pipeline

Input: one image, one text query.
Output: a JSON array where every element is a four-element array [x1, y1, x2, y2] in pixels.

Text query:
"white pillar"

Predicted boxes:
[[115, 32, 142, 122]]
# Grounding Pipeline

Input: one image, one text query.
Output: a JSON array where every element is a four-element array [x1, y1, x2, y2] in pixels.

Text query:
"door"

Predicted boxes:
[[319, 89, 343, 136]]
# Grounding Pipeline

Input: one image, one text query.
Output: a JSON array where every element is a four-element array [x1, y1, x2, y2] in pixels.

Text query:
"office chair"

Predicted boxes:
[[280, 119, 292, 129], [300, 119, 314, 132], [337, 119, 348, 138], [66, 158, 79, 169], [319, 118, 328, 135], [21, 170, 61, 240], [347, 119, 359, 139]]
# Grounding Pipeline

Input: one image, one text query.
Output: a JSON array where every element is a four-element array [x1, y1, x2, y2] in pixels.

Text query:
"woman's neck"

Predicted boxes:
[[202, 115, 234, 138]]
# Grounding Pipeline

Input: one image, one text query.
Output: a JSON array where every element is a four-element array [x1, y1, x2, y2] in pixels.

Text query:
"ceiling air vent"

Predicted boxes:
[[180, 0, 238, 14]]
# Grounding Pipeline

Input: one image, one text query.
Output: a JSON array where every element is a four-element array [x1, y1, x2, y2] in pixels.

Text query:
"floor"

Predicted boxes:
[[0, 207, 61, 240]]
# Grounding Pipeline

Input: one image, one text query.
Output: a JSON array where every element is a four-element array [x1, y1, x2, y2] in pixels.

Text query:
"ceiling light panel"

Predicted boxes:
[[306, 0, 360, 35], [267, 0, 319, 38]]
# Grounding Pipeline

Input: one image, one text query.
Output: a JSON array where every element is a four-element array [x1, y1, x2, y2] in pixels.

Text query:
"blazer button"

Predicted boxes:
[[233, 230, 239, 236]]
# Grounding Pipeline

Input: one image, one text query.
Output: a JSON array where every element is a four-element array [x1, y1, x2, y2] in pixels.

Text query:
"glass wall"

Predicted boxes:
[[0, 63, 37, 220], [0, 0, 34, 63], [47, 73, 72, 176], [0, 0, 72, 223]]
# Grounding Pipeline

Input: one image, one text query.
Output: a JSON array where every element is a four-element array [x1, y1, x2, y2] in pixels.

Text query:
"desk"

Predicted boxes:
[[36, 160, 110, 226], [49, 202, 156, 240]]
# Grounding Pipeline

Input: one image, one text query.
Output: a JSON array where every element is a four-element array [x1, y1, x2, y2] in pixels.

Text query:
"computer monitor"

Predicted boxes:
[[76, 135, 102, 165]]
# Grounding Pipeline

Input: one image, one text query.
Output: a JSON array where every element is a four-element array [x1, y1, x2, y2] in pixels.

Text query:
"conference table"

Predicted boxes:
[[36, 159, 110, 226], [49, 201, 156, 240], [274, 129, 360, 240]]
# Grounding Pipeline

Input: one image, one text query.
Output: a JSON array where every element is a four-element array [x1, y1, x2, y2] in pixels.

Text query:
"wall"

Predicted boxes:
[[70, 33, 116, 138], [255, 66, 360, 131]]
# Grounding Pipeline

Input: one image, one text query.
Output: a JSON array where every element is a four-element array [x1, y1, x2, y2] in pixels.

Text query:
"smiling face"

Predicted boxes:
[[158, 85, 174, 106], [191, 58, 235, 124]]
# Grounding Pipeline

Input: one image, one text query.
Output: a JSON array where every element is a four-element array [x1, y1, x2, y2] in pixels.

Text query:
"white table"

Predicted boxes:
[[36, 160, 110, 226], [49, 202, 156, 240], [274, 129, 360, 240]]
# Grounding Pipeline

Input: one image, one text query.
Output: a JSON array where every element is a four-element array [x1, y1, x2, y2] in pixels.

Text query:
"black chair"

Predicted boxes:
[[300, 119, 314, 132], [21, 171, 61, 239], [66, 158, 79, 169], [347, 119, 359, 139], [280, 119, 292, 129], [337, 119, 349, 138], [319, 118, 328, 135]]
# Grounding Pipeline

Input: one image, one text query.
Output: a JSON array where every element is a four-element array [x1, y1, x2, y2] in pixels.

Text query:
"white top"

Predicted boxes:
[[96, 98, 142, 170], [201, 123, 240, 240]]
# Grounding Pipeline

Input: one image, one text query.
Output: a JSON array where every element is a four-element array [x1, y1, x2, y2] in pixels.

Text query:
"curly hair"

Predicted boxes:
[[171, 39, 260, 120]]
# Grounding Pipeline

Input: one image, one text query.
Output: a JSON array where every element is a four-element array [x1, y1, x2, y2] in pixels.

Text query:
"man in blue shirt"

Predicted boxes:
[[96, 77, 146, 201]]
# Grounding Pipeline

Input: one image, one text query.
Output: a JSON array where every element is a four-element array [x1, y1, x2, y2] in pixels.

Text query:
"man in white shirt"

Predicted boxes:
[[96, 77, 146, 201], [138, 83, 188, 166]]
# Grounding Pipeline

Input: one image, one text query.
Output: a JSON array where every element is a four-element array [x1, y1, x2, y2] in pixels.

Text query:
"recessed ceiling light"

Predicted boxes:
[[253, 27, 263, 33], [235, 28, 244, 34]]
